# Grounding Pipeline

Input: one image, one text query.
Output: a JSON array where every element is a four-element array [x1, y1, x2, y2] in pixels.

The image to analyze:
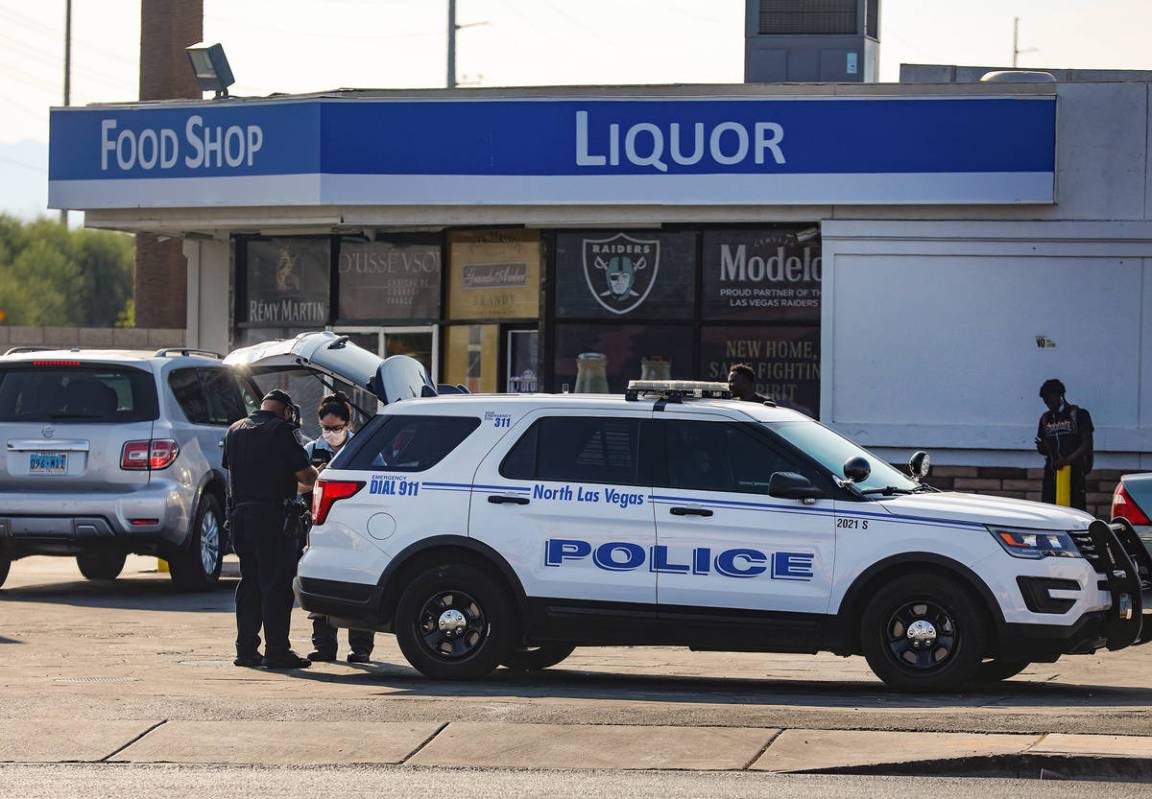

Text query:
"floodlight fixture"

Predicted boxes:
[[185, 42, 235, 98]]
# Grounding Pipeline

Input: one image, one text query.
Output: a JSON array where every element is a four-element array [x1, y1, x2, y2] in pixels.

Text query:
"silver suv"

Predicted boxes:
[[0, 347, 263, 590]]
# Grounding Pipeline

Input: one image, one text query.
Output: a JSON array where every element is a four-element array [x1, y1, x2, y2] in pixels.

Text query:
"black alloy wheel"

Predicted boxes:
[[860, 574, 987, 692], [502, 643, 577, 671], [395, 563, 514, 680]]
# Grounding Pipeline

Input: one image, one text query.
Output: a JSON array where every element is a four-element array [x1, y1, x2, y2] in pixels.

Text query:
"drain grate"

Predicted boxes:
[[53, 676, 142, 684]]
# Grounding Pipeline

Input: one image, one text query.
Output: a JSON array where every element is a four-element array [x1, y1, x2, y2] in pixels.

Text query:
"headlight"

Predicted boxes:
[[987, 526, 1082, 559]]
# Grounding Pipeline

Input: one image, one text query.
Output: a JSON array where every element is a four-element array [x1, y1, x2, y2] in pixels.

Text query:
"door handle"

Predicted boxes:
[[488, 495, 530, 505], [670, 506, 713, 517], [218, 440, 225, 448]]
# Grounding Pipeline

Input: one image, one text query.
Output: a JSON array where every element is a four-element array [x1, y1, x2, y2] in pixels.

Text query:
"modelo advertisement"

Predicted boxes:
[[702, 229, 821, 322], [700, 326, 820, 417], [338, 238, 441, 320]]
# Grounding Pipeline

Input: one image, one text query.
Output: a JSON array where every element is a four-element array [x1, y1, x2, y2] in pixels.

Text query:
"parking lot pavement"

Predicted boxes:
[[2, 555, 1152, 755]]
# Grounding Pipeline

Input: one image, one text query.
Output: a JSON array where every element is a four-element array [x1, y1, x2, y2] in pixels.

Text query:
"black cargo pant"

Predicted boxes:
[[232, 501, 300, 659], [309, 613, 375, 657]]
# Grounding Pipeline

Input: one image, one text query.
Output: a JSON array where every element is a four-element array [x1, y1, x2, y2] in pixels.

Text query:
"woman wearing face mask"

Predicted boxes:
[[303, 392, 376, 664]]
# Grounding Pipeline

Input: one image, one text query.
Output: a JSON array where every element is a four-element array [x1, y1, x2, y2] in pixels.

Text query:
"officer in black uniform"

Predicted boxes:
[[223, 388, 318, 669]]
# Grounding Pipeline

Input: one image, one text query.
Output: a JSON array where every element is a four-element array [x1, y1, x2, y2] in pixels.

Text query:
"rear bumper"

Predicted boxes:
[[295, 576, 384, 631], [0, 482, 191, 556]]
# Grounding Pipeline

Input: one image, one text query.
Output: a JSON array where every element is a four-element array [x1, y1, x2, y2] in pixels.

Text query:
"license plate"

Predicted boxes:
[[29, 452, 68, 474]]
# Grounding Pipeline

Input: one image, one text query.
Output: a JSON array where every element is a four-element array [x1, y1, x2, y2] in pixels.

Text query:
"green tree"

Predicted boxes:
[[0, 215, 134, 327]]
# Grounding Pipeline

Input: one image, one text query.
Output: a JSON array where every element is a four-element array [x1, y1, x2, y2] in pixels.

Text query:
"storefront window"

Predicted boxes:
[[447, 230, 540, 320], [242, 238, 330, 325], [699, 325, 821, 417], [554, 323, 695, 394], [701, 229, 821, 322], [554, 230, 696, 320], [506, 329, 539, 393], [444, 324, 499, 393], [338, 238, 441, 321]]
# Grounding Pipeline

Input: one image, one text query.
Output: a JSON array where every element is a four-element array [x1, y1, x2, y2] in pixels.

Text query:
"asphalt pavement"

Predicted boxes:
[[2, 555, 1151, 783]]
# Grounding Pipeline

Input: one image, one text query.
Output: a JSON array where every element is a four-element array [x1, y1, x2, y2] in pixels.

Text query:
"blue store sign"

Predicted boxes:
[[48, 95, 1056, 208]]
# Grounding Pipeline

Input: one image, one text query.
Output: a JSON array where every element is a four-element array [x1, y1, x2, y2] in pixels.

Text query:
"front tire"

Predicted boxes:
[[169, 494, 224, 591], [77, 552, 126, 581], [860, 574, 987, 692], [395, 563, 514, 680], [503, 643, 576, 671], [0, 557, 9, 588]]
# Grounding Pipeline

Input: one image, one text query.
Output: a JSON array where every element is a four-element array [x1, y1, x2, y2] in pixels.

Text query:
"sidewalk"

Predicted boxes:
[[2, 720, 1150, 779]]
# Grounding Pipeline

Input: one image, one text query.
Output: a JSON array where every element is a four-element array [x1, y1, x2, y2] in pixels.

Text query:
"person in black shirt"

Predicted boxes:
[[728, 363, 771, 404], [223, 389, 318, 669], [1034, 378, 1094, 511]]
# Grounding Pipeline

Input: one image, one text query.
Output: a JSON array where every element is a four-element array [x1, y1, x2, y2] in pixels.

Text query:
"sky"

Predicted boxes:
[[3, 0, 1152, 219]]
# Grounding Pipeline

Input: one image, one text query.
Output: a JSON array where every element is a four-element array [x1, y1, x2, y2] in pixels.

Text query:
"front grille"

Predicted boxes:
[[1070, 529, 1107, 573]]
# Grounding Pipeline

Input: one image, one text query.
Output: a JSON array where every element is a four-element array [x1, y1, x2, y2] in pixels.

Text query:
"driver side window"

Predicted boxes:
[[664, 421, 819, 494]]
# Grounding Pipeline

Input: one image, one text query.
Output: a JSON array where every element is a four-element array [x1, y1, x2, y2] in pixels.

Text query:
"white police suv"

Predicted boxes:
[[227, 333, 1152, 692]]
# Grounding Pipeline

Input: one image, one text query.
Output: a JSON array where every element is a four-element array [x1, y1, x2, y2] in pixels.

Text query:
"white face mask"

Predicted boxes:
[[321, 429, 347, 448]]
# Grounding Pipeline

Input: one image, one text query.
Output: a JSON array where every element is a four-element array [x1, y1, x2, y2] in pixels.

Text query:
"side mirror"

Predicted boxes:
[[843, 456, 871, 484], [768, 471, 824, 501], [909, 450, 931, 480]]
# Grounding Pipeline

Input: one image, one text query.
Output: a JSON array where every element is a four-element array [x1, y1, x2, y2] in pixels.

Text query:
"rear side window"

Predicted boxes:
[[0, 365, 158, 423], [343, 415, 480, 472], [501, 416, 640, 485], [169, 368, 252, 426]]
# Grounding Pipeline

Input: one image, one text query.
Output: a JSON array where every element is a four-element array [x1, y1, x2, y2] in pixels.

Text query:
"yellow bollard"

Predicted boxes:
[[1055, 465, 1072, 507], [157, 558, 169, 573]]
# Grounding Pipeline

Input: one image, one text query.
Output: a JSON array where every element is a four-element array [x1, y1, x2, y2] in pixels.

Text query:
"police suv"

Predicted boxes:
[[227, 333, 1152, 692]]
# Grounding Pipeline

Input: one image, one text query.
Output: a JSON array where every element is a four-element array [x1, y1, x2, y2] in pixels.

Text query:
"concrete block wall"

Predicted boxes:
[[0, 326, 187, 352], [928, 466, 1128, 522]]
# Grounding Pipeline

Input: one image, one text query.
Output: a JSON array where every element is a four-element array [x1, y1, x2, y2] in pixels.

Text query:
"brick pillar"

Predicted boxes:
[[134, 0, 204, 328]]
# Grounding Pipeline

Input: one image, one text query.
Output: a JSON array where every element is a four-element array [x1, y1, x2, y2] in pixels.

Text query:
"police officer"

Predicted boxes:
[[223, 388, 318, 670], [303, 392, 376, 664]]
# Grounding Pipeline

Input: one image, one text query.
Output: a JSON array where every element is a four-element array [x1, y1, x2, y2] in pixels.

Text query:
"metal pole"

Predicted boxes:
[[60, 0, 72, 225], [447, 0, 456, 89], [1012, 17, 1019, 68]]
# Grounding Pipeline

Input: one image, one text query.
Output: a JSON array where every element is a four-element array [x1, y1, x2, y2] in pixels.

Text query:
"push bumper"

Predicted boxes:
[[295, 576, 384, 631], [1000, 519, 1152, 660]]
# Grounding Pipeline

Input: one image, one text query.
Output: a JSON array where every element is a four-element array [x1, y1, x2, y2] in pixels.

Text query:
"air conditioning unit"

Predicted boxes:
[[745, 0, 880, 83]]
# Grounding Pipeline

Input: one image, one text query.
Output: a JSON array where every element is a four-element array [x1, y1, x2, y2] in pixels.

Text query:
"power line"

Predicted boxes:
[[0, 154, 48, 174]]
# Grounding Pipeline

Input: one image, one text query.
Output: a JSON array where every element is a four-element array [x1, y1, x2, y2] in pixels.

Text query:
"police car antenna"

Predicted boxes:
[[625, 380, 731, 403]]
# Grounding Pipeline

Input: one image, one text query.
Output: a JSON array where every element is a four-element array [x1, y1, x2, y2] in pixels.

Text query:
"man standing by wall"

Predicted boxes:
[[1035, 379, 1095, 512], [223, 389, 318, 669]]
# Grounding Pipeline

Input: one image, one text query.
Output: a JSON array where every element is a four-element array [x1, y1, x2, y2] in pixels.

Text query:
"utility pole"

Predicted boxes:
[[1012, 17, 1037, 68], [447, 0, 456, 89], [61, 0, 71, 225]]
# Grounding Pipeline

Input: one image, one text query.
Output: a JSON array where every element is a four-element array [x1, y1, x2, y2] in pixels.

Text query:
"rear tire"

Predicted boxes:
[[395, 563, 514, 680], [503, 643, 576, 671], [972, 659, 1030, 683], [169, 494, 224, 591], [860, 574, 987, 692], [0, 558, 9, 588], [76, 552, 126, 581]]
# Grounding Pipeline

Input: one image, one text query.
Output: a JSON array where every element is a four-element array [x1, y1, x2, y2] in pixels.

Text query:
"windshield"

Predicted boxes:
[[766, 420, 919, 495]]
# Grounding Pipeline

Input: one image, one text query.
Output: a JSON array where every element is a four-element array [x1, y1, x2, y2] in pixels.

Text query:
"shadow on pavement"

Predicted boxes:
[[0, 577, 237, 612], [277, 660, 1152, 711]]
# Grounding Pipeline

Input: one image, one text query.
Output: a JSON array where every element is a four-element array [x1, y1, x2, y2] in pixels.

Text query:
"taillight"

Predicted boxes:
[[121, 439, 180, 470], [1113, 483, 1151, 525], [312, 479, 365, 526]]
